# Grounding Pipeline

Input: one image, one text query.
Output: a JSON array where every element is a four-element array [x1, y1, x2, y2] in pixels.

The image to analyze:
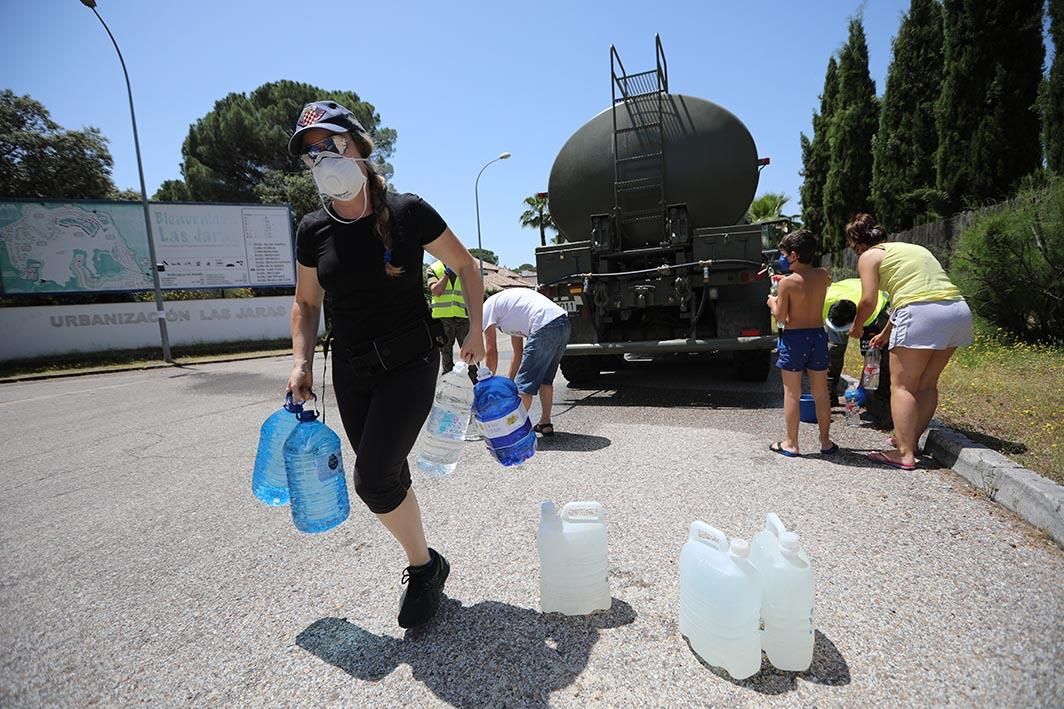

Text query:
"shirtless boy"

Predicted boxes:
[[766, 229, 837, 457]]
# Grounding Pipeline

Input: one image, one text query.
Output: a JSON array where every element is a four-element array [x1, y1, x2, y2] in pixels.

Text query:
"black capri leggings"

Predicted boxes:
[[330, 346, 439, 514]]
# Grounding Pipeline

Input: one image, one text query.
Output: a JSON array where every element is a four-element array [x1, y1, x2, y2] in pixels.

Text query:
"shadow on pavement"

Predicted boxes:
[[535, 432, 611, 452], [559, 357, 781, 410], [565, 386, 780, 410], [691, 630, 850, 695], [297, 597, 636, 708], [183, 368, 275, 395], [823, 445, 943, 472]]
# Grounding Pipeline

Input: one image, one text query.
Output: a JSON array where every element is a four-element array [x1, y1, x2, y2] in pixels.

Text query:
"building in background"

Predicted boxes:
[[481, 262, 533, 293]]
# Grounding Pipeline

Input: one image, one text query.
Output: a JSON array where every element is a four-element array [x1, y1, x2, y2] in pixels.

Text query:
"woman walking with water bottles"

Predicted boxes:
[[285, 100, 484, 628]]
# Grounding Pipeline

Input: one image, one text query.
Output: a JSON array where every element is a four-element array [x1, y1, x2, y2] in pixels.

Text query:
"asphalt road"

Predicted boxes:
[[1, 348, 1061, 707]]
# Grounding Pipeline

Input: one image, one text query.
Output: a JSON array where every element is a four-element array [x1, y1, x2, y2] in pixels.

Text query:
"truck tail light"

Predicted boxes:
[[740, 328, 761, 337]]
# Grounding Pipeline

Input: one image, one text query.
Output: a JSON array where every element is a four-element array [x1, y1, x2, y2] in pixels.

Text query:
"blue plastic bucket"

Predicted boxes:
[[799, 394, 818, 423]]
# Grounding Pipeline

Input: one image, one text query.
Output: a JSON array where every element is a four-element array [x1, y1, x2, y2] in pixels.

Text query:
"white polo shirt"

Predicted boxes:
[[482, 288, 567, 338]]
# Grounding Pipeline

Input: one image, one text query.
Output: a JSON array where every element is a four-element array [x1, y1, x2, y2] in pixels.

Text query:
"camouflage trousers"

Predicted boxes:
[[437, 317, 470, 374]]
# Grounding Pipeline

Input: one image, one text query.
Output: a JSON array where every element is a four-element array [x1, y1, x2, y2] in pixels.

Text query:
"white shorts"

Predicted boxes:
[[889, 300, 973, 350]]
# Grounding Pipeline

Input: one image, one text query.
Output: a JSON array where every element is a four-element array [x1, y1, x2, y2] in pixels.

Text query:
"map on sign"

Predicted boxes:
[[0, 201, 152, 293], [0, 200, 295, 294]]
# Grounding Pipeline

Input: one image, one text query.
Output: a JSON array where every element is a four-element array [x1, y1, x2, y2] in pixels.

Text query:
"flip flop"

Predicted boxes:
[[866, 450, 916, 471], [770, 441, 800, 458], [533, 422, 555, 437], [820, 443, 839, 456]]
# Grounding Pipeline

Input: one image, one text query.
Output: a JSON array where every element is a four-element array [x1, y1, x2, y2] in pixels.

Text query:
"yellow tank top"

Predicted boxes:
[[874, 242, 961, 311]]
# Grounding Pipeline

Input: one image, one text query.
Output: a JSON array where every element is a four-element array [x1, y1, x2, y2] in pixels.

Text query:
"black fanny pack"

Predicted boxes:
[[341, 319, 444, 376]]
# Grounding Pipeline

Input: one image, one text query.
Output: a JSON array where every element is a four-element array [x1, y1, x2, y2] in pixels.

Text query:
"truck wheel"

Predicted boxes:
[[560, 356, 601, 384], [733, 350, 771, 382]]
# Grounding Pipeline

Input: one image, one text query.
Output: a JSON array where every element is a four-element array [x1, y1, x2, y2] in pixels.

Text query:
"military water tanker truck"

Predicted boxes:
[[536, 35, 789, 383]]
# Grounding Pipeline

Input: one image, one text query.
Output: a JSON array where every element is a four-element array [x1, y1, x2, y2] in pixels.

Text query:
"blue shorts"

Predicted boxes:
[[776, 327, 829, 372], [514, 316, 571, 395]]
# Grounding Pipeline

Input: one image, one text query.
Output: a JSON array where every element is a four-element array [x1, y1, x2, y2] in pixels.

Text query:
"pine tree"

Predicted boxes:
[[872, 0, 945, 231], [936, 0, 1045, 211], [1045, 0, 1064, 173], [822, 18, 879, 255], [178, 80, 396, 221], [799, 57, 838, 240]]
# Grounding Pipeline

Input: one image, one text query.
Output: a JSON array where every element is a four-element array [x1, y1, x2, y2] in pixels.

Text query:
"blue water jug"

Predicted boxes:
[[284, 406, 350, 533], [472, 366, 536, 467], [251, 394, 303, 506]]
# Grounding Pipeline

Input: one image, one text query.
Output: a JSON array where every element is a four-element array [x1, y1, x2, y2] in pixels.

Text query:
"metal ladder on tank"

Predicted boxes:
[[610, 34, 669, 243]]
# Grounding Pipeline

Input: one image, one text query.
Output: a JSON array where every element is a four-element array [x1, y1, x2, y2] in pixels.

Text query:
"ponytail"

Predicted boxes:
[[351, 131, 401, 278], [365, 164, 401, 278]]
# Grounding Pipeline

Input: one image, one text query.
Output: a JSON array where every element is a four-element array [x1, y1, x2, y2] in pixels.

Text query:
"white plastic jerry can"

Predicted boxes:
[[538, 501, 612, 615], [750, 513, 815, 671], [678, 521, 763, 680]]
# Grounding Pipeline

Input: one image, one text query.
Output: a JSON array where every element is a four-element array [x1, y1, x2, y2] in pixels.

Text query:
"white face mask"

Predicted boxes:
[[311, 154, 368, 202]]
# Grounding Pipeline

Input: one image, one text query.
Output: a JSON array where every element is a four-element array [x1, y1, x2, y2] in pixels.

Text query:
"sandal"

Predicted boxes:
[[866, 450, 916, 471], [533, 422, 555, 437], [770, 441, 800, 458]]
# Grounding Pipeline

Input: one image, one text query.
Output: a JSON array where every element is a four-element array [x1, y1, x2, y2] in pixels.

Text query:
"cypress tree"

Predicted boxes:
[[799, 57, 838, 239], [936, 0, 1045, 211], [823, 18, 879, 255], [1045, 0, 1064, 173], [872, 0, 945, 231]]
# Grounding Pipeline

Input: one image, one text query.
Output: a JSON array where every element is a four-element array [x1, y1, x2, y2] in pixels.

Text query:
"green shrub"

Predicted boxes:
[[951, 176, 1064, 344]]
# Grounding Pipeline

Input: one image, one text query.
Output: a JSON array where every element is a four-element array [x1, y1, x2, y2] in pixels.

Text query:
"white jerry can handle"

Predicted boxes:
[[688, 521, 729, 551], [764, 512, 787, 539], [560, 501, 604, 523]]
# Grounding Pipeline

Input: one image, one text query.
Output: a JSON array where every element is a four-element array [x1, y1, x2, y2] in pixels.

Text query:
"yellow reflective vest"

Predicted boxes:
[[428, 260, 467, 319], [823, 278, 889, 327]]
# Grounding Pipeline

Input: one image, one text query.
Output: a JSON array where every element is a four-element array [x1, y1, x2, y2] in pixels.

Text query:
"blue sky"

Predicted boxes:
[[3, 0, 921, 269]]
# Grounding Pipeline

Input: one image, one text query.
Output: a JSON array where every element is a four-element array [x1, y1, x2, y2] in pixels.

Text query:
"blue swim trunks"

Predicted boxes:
[[776, 327, 829, 372]]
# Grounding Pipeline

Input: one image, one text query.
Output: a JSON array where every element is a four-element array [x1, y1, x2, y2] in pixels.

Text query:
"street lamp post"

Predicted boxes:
[[82, 0, 172, 363], [474, 152, 511, 280]]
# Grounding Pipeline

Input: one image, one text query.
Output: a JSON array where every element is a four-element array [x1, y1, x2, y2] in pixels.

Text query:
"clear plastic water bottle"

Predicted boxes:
[[843, 386, 860, 427], [538, 501, 612, 615], [845, 383, 869, 426], [472, 366, 536, 467], [251, 394, 303, 506], [769, 274, 783, 297], [750, 514, 815, 672], [284, 407, 350, 534], [862, 347, 881, 390], [416, 367, 475, 477], [678, 522, 763, 680]]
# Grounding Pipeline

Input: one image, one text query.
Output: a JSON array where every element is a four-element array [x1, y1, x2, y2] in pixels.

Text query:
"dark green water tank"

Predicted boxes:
[[548, 93, 759, 242]]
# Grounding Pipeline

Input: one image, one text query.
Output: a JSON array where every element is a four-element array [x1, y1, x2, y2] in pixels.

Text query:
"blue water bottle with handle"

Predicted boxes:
[[284, 396, 350, 533], [472, 366, 536, 467], [251, 393, 303, 506]]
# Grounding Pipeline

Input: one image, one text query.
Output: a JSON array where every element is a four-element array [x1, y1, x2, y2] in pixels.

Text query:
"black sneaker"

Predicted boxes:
[[397, 548, 450, 629]]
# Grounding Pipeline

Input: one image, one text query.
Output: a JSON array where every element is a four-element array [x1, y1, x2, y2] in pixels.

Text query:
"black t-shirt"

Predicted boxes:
[[295, 192, 447, 347]]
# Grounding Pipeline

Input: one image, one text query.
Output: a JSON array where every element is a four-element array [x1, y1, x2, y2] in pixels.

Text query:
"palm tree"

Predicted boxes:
[[519, 192, 560, 246], [745, 192, 799, 223]]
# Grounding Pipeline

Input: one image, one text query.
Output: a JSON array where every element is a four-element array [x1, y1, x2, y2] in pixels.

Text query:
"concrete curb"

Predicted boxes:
[[923, 423, 1064, 547], [0, 349, 291, 384]]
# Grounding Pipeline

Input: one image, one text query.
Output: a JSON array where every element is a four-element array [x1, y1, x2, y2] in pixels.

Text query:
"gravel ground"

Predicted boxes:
[[1, 351, 1061, 707]]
